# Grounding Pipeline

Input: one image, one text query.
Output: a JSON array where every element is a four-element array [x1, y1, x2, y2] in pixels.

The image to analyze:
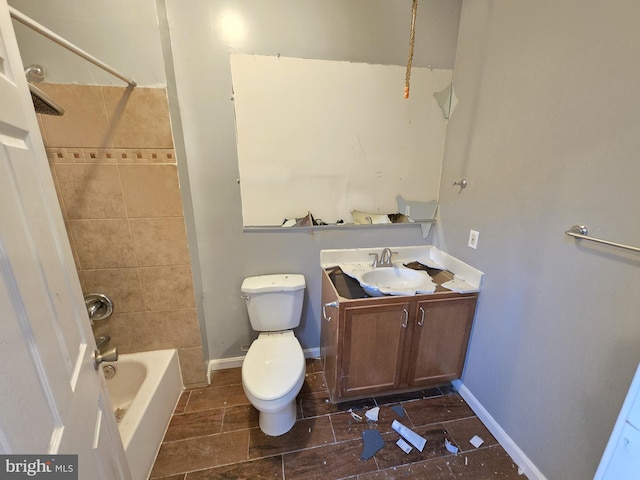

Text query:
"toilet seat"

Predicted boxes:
[[242, 331, 305, 401]]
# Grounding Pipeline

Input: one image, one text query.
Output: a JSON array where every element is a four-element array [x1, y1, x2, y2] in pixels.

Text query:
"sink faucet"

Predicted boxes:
[[370, 248, 397, 268]]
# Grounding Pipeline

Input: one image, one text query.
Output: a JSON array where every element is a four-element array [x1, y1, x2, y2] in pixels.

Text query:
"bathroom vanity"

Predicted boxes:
[[320, 246, 483, 403]]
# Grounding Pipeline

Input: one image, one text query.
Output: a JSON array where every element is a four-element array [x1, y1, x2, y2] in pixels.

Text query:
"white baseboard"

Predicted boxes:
[[452, 380, 547, 480], [207, 347, 321, 383]]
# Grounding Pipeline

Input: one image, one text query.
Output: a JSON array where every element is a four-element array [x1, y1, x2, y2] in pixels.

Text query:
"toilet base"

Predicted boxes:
[[258, 399, 297, 436]]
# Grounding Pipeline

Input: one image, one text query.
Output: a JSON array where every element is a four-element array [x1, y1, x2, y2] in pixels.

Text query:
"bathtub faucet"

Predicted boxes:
[[96, 335, 111, 350]]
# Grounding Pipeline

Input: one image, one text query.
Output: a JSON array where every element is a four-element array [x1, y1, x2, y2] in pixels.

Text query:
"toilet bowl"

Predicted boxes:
[[242, 331, 305, 436], [240, 274, 306, 436]]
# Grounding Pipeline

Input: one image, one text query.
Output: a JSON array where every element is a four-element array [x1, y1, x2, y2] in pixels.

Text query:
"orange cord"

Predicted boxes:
[[405, 0, 418, 99]]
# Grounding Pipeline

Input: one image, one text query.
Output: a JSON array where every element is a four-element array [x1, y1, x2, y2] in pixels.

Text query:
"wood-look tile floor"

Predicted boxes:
[[150, 359, 528, 480]]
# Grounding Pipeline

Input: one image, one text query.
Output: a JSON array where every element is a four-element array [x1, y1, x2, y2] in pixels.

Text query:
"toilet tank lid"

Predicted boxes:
[[241, 274, 305, 293]]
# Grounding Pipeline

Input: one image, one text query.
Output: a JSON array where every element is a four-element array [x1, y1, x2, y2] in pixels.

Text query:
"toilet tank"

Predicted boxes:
[[241, 274, 306, 331]]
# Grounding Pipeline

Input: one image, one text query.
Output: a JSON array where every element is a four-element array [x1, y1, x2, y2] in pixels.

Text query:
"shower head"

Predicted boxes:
[[24, 64, 65, 116], [28, 83, 65, 116]]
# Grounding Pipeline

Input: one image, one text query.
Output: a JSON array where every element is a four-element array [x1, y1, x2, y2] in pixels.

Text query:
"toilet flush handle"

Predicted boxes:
[[241, 294, 250, 300]]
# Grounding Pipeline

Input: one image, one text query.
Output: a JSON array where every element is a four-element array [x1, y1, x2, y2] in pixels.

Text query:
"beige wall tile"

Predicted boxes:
[[53, 164, 127, 219], [144, 309, 201, 349], [81, 268, 144, 314], [38, 84, 112, 148], [103, 86, 174, 149], [93, 312, 148, 354], [63, 220, 81, 271], [130, 217, 190, 266], [178, 347, 209, 387], [139, 265, 196, 311], [119, 164, 184, 217], [69, 219, 137, 269]]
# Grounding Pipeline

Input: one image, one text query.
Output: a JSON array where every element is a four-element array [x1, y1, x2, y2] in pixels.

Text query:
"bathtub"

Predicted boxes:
[[105, 349, 183, 480]]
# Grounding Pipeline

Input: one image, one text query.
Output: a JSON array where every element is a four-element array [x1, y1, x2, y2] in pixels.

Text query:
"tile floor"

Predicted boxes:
[[150, 359, 528, 479]]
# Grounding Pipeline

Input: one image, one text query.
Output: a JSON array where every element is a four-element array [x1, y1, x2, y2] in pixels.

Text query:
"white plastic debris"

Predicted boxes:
[[349, 409, 363, 421], [391, 420, 427, 452], [469, 435, 484, 448], [396, 438, 413, 454], [365, 407, 380, 421], [445, 438, 459, 454]]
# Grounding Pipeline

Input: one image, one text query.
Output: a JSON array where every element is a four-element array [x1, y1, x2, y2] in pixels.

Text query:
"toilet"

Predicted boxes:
[[241, 274, 306, 436]]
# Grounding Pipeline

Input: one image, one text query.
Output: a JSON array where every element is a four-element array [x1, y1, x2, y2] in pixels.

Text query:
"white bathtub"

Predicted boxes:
[[105, 349, 183, 480]]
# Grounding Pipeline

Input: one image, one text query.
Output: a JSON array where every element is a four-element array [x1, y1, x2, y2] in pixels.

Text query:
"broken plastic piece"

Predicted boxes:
[[445, 438, 459, 454], [391, 405, 406, 418], [360, 429, 385, 460], [365, 407, 380, 422], [392, 420, 426, 452], [469, 435, 484, 448], [349, 409, 363, 421], [396, 438, 412, 454]]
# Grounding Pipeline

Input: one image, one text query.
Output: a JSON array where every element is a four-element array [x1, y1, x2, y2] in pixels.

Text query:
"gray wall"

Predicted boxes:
[[437, 1, 640, 478], [161, 0, 462, 360]]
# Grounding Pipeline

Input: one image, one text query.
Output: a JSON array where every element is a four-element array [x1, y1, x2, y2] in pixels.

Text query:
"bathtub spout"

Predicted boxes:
[[93, 347, 118, 369]]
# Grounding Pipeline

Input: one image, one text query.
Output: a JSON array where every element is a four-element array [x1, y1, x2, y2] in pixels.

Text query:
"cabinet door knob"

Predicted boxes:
[[323, 301, 339, 321], [402, 308, 409, 328], [418, 306, 425, 326]]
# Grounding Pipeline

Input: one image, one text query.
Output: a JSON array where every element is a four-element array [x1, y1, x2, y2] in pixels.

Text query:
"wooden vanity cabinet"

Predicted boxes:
[[321, 269, 477, 403]]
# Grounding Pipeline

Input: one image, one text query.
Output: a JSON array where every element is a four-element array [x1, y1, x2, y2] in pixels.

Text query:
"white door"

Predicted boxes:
[[595, 363, 640, 480], [0, 2, 131, 478]]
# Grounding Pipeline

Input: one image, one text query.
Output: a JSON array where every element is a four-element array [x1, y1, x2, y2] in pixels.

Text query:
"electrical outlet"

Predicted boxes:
[[468, 230, 479, 249]]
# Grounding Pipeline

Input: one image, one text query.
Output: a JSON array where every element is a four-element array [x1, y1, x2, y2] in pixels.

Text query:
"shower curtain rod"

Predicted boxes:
[[9, 6, 137, 87]]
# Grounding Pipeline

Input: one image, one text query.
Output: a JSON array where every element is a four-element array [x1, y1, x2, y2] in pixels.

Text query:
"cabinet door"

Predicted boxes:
[[340, 302, 410, 397], [409, 296, 477, 385], [321, 270, 340, 401]]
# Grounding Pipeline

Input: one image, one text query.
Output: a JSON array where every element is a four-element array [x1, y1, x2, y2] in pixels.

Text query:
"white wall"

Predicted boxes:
[[438, 1, 640, 478]]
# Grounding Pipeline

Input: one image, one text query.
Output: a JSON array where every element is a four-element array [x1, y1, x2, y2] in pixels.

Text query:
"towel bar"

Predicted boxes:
[[565, 225, 640, 253]]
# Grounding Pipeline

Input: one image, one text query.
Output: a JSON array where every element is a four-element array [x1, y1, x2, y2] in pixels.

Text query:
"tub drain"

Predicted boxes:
[[102, 364, 116, 379]]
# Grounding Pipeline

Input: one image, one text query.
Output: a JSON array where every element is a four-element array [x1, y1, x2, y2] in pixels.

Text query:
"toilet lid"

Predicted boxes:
[[243, 334, 305, 401]]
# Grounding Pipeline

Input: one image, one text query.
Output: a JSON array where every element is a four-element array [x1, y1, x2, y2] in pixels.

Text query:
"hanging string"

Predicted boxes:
[[404, 0, 419, 99]]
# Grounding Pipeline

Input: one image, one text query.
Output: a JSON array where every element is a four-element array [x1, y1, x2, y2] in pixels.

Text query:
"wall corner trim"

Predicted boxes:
[[452, 380, 548, 480]]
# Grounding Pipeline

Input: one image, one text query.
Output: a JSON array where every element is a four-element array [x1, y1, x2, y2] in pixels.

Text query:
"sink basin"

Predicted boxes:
[[360, 266, 435, 296]]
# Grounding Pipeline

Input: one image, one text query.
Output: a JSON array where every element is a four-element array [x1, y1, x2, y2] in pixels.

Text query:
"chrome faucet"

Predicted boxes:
[[96, 335, 111, 350], [370, 248, 397, 268], [92, 347, 118, 370]]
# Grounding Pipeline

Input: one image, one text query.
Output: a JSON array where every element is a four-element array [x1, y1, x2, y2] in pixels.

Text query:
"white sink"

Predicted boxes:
[[322, 246, 484, 296], [347, 265, 433, 297]]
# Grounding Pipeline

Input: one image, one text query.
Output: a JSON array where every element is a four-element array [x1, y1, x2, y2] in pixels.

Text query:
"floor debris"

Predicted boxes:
[[360, 429, 385, 460], [349, 409, 363, 421], [445, 438, 459, 455], [396, 438, 413, 454], [392, 420, 427, 452], [469, 434, 484, 448], [391, 405, 406, 417], [365, 407, 380, 421]]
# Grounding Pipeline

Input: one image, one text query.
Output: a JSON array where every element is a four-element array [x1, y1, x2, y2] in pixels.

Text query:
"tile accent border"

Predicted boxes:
[[46, 147, 177, 164], [452, 379, 548, 480]]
